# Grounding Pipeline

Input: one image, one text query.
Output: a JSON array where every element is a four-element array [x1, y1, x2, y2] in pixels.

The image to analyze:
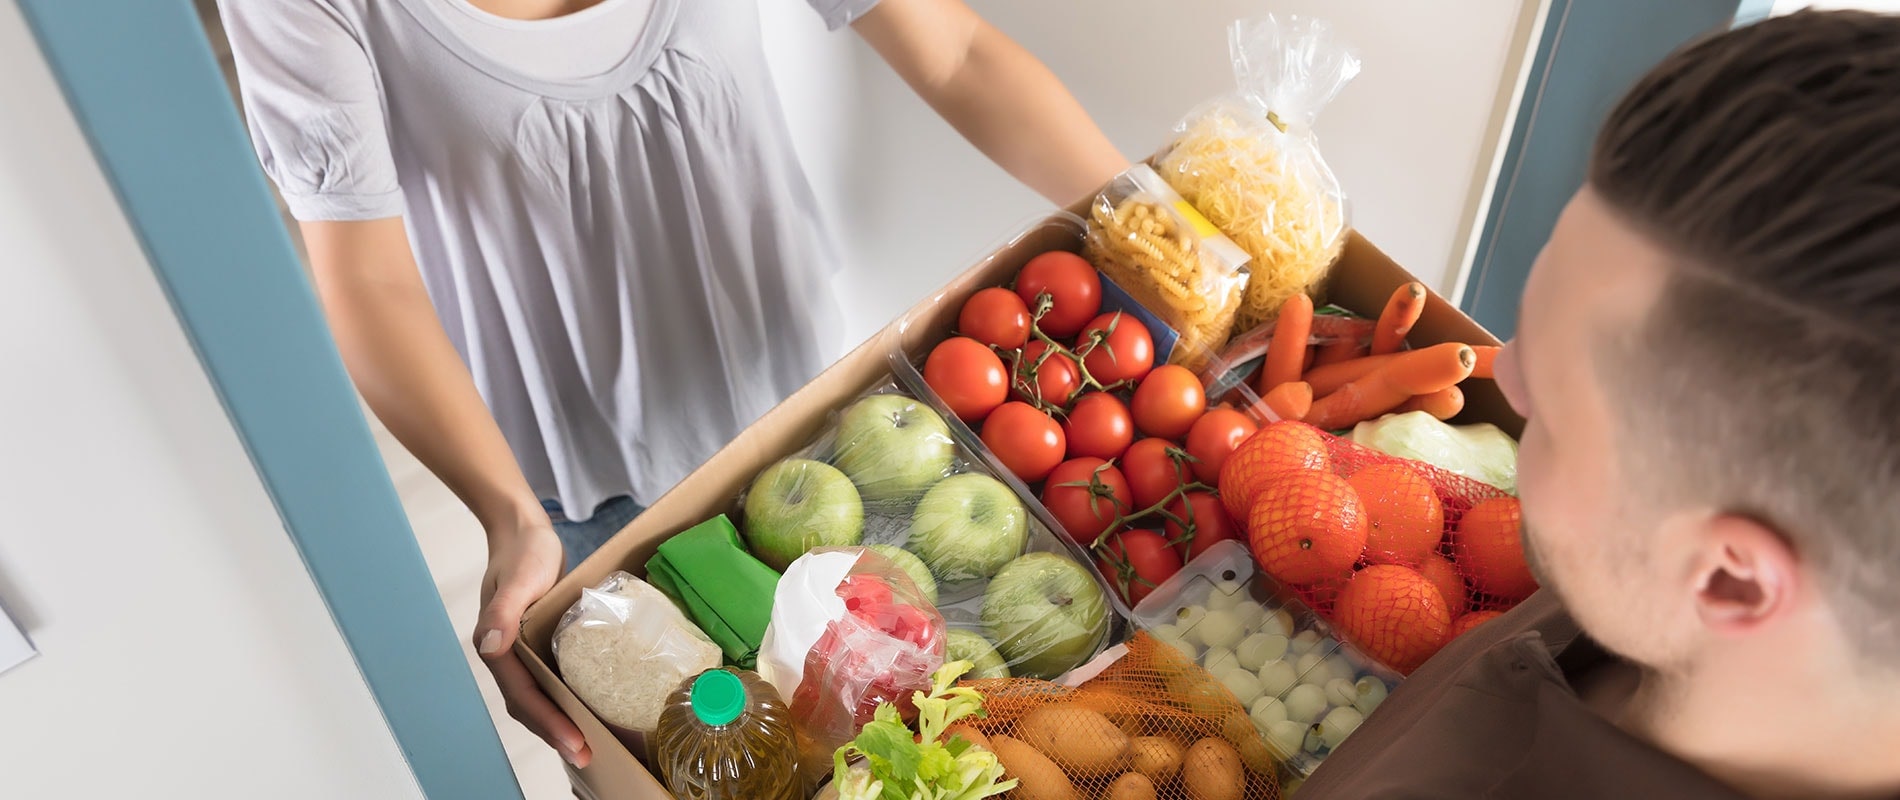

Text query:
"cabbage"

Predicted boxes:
[[1350, 411, 1518, 494]]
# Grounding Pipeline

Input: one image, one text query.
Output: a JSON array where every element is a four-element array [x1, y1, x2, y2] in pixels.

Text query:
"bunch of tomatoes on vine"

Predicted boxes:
[[921, 250, 1263, 607]]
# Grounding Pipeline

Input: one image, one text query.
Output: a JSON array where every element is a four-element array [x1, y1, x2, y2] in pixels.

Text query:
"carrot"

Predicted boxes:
[[1304, 352, 1400, 397], [1312, 338, 1366, 368], [1370, 282, 1428, 356], [1309, 315, 1377, 339], [1469, 346, 1500, 380], [1256, 381, 1314, 422], [1397, 386, 1465, 420], [1258, 294, 1314, 395], [1305, 344, 1476, 430]]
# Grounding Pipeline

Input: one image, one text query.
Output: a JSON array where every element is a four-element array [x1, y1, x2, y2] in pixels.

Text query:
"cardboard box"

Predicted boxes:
[[517, 214, 1520, 800]]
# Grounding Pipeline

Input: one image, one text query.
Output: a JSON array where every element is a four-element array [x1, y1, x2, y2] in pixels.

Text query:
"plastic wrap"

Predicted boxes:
[[1156, 15, 1360, 333], [784, 546, 947, 755], [1199, 306, 1376, 423], [1084, 164, 1253, 369], [735, 379, 1120, 685], [552, 572, 723, 739]]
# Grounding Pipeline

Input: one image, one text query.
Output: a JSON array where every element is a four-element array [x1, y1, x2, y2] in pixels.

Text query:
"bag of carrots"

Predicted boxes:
[[1209, 282, 1500, 431]]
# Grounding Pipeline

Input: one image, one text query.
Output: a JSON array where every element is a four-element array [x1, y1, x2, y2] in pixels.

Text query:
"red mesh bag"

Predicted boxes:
[[1222, 420, 1527, 675], [961, 632, 1284, 800]]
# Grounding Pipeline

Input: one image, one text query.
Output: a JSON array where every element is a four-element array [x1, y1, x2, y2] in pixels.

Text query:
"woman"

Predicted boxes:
[[218, 0, 1124, 767]]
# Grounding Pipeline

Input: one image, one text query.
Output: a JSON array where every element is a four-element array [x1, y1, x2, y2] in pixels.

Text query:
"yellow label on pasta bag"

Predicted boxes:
[[1174, 200, 1221, 239]]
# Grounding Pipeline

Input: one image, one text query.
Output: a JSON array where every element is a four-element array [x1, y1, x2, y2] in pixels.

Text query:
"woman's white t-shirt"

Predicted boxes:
[[220, 0, 881, 515]]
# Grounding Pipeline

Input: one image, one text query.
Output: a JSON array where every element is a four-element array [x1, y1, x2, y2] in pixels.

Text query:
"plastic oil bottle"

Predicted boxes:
[[654, 667, 800, 800]]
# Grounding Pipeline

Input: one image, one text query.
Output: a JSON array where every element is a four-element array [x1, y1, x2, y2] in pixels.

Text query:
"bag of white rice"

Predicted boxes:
[[553, 571, 722, 734]]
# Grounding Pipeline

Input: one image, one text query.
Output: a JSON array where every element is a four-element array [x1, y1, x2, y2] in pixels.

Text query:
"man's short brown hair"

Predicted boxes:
[[1588, 10, 1900, 662]]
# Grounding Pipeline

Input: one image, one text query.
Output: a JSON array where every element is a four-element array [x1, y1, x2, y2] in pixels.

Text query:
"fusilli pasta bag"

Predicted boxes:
[[1156, 14, 1360, 334], [1083, 164, 1251, 371]]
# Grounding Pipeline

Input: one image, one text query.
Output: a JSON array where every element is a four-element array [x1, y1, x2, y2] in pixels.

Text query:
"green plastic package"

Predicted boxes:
[[645, 515, 781, 668]]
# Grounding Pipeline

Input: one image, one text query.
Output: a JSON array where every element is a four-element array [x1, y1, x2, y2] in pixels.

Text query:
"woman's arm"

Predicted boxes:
[[851, 0, 1129, 206], [301, 218, 590, 767]]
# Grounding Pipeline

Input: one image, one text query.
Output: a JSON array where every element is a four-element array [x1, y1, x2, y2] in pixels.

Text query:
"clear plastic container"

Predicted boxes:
[[654, 668, 801, 800], [889, 214, 1275, 621], [1131, 540, 1402, 778], [734, 378, 1126, 685]]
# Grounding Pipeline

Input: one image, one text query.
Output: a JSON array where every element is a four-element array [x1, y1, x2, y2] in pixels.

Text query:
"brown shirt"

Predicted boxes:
[[1295, 591, 1750, 800]]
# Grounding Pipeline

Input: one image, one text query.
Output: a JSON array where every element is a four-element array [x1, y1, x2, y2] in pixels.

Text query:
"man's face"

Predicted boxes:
[[1493, 188, 1690, 667]]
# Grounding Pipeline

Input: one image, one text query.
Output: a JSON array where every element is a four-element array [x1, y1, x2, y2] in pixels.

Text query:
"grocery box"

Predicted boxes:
[[516, 213, 1517, 799]]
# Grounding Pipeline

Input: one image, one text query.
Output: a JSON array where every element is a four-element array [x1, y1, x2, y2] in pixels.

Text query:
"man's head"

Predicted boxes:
[[1496, 10, 1900, 678]]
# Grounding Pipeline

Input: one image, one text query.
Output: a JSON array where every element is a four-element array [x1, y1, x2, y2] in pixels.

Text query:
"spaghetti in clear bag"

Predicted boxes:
[[1156, 14, 1360, 334]]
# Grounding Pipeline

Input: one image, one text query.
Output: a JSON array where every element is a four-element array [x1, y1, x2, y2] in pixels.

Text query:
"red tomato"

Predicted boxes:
[[982, 402, 1067, 482], [1012, 340, 1081, 408], [1015, 251, 1102, 338], [924, 337, 1008, 421], [1076, 311, 1154, 386], [1041, 457, 1133, 545], [1163, 491, 1240, 563], [1122, 437, 1191, 511], [1185, 408, 1259, 485], [958, 287, 1031, 350], [1097, 529, 1183, 606], [1131, 365, 1207, 439], [1064, 392, 1134, 461]]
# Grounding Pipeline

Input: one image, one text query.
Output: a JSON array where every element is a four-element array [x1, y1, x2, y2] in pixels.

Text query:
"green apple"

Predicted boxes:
[[831, 394, 956, 501], [740, 458, 864, 571], [905, 473, 1028, 583], [945, 629, 1011, 680], [866, 543, 939, 606], [979, 552, 1109, 679]]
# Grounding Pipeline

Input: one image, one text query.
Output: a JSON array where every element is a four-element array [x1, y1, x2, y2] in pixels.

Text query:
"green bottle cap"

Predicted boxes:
[[690, 669, 746, 727]]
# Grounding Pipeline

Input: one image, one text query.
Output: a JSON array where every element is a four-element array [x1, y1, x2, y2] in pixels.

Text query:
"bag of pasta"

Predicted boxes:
[[1084, 163, 1252, 370], [1156, 14, 1360, 334]]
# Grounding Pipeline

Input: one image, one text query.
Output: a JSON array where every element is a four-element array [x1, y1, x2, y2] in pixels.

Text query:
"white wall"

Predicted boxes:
[[763, 0, 1539, 349], [0, 5, 424, 798]]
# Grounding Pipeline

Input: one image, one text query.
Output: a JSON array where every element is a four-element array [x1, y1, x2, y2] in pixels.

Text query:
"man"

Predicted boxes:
[[1298, 10, 1900, 799]]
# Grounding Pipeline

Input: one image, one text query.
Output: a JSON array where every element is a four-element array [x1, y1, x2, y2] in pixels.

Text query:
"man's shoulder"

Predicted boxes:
[[1289, 592, 1746, 800]]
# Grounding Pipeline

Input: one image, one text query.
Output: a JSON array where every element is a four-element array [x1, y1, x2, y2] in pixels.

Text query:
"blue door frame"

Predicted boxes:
[[14, 2, 524, 798], [1460, 0, 1776, 339]]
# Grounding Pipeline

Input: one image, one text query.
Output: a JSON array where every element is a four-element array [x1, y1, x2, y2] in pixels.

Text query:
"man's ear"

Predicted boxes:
[[1693, 514, 1799, 635]]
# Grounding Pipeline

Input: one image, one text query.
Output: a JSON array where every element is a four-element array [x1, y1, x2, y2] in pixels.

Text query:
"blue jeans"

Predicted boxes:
[[543, 496, 644, 573]]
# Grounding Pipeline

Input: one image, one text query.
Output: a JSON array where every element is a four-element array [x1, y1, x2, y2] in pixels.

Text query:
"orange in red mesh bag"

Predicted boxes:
[[962, 632, 1283, 800], [1224, 421, 1531, 674]]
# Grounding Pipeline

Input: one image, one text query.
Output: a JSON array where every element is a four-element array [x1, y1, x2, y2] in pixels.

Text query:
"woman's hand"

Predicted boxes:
[[475, 515, 592, 767]]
